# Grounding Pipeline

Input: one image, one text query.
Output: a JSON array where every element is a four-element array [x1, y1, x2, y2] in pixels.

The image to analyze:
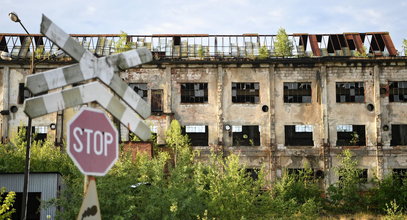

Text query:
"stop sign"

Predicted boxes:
[[67, 107, 118, 176]]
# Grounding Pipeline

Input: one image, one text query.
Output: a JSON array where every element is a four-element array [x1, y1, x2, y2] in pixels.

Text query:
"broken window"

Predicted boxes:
[[232, 82, 259, 104], [129, 83, 148, 102], [389, 81, 407, 102], [18, 83, 31, 104], [336, 82, 364, 103], [339, 169, 368, 183], [284, 125, 314, 146], [393, 169, 407, 184], [245, 168, 260, 181], [232, 125, 260, 146], [336, 125, 366, 146], [390, 124, 407, 146], [284, 82, 312, 103], [18, 126, 48, 142], [181, 83, 208, 103], [151, 90, 163, 114], [182, 125, 208, 146], [286, 168, 318, 180]]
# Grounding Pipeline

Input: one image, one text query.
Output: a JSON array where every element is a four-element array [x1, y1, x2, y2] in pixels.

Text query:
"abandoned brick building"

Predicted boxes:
[[1, 32, 407, 186]]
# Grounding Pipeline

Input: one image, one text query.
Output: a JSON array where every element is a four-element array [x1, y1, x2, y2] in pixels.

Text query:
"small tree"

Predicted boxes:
[[114, 31, 133, 53], [327, 149, 366, 213], [274, 28, 293, 57], [403, 39, 407, 56], [258, 45, 270, 59], [165, 120, 190, 165]]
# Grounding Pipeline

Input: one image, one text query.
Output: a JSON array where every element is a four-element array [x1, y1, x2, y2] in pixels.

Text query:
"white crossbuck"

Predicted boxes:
[[25, 15, 152, 119], [24, 82, 151, 141], [23, 15, 152, 140]]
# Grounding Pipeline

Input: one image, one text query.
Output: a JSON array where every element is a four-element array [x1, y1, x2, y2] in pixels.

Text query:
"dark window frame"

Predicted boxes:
[[284, 82, 312, 103], [336, 82, 365, 103], [182, 125, 209, 146], [232, 125, 260, 146], [390, 124, 407, 146], [336, 125, 366, 146], [232, 82, 260, 104], [129, 83, 148, 102], [389, 81, 407, 102], [284, 125, 314, 146], [180, 83, 208, 104]]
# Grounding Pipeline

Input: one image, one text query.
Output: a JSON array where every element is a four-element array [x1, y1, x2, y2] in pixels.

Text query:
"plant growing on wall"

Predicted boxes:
[[258, 45, 270, 59], [114, 31, 133, 53], [274, 28, 293, 57], [403, 39, 407, 56]]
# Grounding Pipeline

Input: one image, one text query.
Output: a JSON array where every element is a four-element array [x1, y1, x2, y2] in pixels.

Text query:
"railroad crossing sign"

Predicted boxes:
[[23, 14, 152, 140], [68, 107, 118, 176]]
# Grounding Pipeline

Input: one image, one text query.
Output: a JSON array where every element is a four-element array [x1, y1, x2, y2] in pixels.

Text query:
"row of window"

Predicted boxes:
[[16, 81, 407, 107], [121, 81, 407, 107], [173, 124, 407, 147]]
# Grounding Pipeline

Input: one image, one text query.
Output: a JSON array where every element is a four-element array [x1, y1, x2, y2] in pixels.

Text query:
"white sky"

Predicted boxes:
[[1, 0, 406, 51]]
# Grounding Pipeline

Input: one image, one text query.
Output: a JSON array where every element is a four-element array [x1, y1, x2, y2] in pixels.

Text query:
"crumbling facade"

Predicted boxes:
[[1, 32, 406, 185]]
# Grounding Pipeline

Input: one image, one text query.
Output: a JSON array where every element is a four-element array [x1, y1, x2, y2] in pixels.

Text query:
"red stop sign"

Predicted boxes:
[[67, 107, 118, 176]]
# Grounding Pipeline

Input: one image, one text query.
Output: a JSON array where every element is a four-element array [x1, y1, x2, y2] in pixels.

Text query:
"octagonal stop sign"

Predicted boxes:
[[67, 107, 118, 176]]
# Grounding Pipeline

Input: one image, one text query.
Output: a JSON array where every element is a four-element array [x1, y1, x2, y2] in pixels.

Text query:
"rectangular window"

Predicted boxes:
[[284, 82, 312, 103], [232, 82, 259, 104], [245, 168, 260, 181], [287, 168, 317, 180], [182, 125, 208, 146], [181, 83, 208, 103], [389, 81, 407, 102], [232, 125, 260, 146], [151, 90, 163, 114], [284, 125, 314, 146], [18, 83, 31, 104], [393, 169, 407, 184], [390, 124, 407, 146], [336, 125, 366, 146], [336, 82, 364, 103], [18, 126, 47, 142], [129, 83, 148, 101], [339, 169, 368, 183]]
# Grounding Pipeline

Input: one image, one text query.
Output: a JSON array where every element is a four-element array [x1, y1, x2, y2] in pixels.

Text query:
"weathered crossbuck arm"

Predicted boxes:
[[24, 82, 151, 141]]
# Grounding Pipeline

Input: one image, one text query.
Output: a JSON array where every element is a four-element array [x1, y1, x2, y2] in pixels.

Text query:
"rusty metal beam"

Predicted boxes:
[[309, 35, 321, 56], [381, 34, 397, 56]]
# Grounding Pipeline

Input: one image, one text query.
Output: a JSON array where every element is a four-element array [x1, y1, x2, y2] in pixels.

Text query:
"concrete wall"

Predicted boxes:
[[2, 58, 407, 185]]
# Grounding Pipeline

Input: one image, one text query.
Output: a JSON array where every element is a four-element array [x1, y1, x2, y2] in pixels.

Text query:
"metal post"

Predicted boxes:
[[9, 12, 35, 220], [21, 118, 32, 220]]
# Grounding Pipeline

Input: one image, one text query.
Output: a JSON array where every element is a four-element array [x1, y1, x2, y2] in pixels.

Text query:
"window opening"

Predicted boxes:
[[129, 83, 148, 101], [232, 125, 260, 146], [182, 125, 208, 146], [390, 124, 407, 146], [232, 82, 259, 103], [181, 83, 208, 103], [389, 81, 407, 102], [284, 82, 311, 103], [336, 125, 366, 146], [284, 125, 314, 146], [336, 82, 364, 103]]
